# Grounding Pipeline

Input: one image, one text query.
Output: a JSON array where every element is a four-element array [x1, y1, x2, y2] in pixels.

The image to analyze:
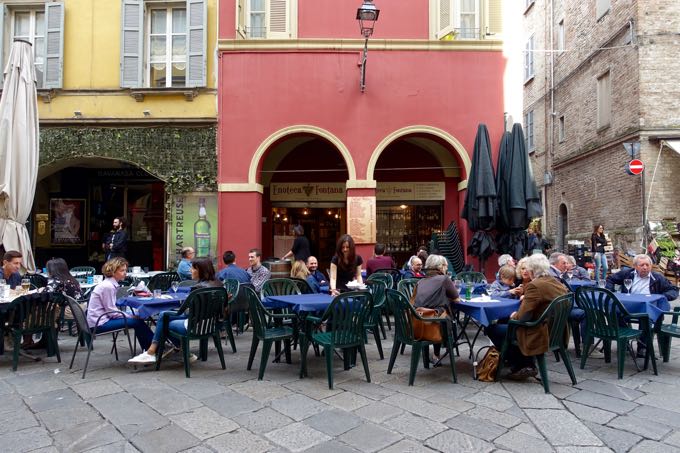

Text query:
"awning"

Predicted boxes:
[[662, 140, 680, 156]]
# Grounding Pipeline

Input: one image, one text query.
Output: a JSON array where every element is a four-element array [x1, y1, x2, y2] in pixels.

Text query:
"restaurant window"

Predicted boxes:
[[120, 0, 206, 88], [431, 0, 480, 40], [236, 0, 296, 39], [1, 2, 64, 88], [376, 204, 442, 268], [558, 115, 565, 143], [524, 34, 534, 81], [524, 110, 534, 152], [597, 71, 611, 129]]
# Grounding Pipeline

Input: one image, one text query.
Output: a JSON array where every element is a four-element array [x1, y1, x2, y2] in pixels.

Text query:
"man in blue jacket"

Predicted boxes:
[[607, 253, 678, 357], [216, 250, 251, 283]]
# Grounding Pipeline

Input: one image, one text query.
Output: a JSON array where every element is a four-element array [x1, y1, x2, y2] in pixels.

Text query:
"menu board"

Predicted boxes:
[[347, 196, 376, 244]]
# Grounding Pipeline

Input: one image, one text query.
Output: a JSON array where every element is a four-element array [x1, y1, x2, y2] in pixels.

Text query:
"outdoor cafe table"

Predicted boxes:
[[116, 292, 189, 318], [615, 292, 669, 323], [262, 293, 334, 313], [566, 279, 596, 290]]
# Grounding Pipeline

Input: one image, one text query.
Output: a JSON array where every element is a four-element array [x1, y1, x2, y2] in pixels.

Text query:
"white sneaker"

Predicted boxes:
[[183, 353, 198, 364], [128, 350, 157, 364]]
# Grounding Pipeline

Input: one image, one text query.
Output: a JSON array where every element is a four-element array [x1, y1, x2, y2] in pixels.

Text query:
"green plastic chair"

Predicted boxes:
[[244, 286, 296, 380], [385, 289, 457, 385], [221, 279, 240, 353], [575, 286, 657, 379], [496, 293, 577, 393], [456, 271, 486, 283], [8, 292, 63, 371], [372, 268, 402, 288], [155, 287, 227, 378], [262, 278, 301, 298], [397, 278, 419, 301], [300, 291, 374, 389], [365, 280, 387, 359], [367, 273, 393, 331], [656, 307, 680, 362], [290, 277, 314, 294], [147, 272, 181, 292]]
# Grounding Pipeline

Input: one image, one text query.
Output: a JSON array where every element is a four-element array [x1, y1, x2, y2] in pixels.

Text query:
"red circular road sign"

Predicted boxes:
[[628, 159, 644, 175]]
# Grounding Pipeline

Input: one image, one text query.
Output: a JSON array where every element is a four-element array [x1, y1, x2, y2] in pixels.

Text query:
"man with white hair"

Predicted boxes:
[[498, 254, 515, 268], [485, 254, 568, 380], [606, 254, 678, 301], [548, 252, 569, 279], [565, 255, 590, 280]]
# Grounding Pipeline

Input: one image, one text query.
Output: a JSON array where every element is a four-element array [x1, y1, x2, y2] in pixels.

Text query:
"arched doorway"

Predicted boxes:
[[369, 132, 467, 267], [34, 158, 166, 270], [558, 203, 568, 253], [259, 133, 350, 272]]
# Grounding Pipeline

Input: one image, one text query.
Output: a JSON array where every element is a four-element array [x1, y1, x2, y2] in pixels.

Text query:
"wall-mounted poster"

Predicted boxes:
[[50, 198, 86, 245]]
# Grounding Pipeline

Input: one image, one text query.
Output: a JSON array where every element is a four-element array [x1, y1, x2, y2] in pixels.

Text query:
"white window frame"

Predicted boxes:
[[525, 0, 535, 11], [557, 19, 564, 54], [145, 5, 186, 88], [525, 110, 535, 152], [524, 34, 534, 82], [237, 0, 297, 39], [10, 8, 44, 86], [430, 0, 480, 40], [0, 1, 64, 88], [597, 71, 611, 129], [558, 115, 565, 143]]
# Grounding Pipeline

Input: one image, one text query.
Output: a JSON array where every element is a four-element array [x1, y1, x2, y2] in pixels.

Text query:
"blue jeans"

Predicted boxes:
[[594, 252, 608, 282], [152, 312, 188, 347], [96, 317, 153, 350]]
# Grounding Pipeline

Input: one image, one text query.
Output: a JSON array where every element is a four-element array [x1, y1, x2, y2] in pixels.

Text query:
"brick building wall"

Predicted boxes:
[[524, 0, 680, 253]]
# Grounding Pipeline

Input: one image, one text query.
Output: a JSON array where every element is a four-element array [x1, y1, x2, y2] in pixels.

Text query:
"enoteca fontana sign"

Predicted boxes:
[[270, 182, 445, 202]]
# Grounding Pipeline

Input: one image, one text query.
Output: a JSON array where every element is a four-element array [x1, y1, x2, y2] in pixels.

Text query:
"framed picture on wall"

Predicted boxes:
[[50, 198, 86, 245]]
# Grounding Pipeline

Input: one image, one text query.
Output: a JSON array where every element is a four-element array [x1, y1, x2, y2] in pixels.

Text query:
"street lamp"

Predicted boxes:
[[356, 0, 380, 92]]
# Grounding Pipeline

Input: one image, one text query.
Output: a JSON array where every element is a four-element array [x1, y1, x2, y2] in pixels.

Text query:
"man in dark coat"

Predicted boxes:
[[606, 254, 678, 301]]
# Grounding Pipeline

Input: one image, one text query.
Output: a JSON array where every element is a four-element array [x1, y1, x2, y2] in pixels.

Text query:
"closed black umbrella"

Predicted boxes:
[[461, 124, 497, 270], [495, 131, 511, 231]]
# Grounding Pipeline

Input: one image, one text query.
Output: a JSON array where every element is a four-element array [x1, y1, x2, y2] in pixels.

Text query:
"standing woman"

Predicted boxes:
[[330, 234, 363, 296], [283, 225, 311, 264], [591, 224, 608, 282]]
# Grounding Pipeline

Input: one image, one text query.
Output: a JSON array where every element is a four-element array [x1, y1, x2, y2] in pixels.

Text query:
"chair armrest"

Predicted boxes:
[[624, 312, 649, 320], [507, 318, 541, 328]]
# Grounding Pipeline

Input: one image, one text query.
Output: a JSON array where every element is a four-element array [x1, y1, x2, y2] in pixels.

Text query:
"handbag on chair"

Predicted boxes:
[[409, 285, 448, 343]]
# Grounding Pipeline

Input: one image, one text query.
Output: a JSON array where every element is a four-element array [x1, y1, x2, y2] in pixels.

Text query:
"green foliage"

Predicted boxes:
[[656, 237, 677, 259], [39, 126, 217, 194]]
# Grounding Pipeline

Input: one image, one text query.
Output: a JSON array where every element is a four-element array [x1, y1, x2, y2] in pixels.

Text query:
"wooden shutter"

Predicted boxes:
[[436, 0, 455, 39], [236, 0, 246, 38], [267, 0, 289, 38], [186, 0, 206, 87], [120, 0, 143, 88], [43, 2, 64, 89], [486, 0, 502, 36]]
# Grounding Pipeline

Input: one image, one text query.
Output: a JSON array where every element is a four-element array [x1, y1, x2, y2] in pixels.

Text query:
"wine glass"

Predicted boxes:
[[21, 278, 31, 294], [453, 279, 462, 292], [623, 278, 633, 293], [171, 281, 179, 294]]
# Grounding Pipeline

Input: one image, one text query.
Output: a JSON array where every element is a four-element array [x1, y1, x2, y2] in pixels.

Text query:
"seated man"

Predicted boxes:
[[403, 256, 425, 279], [548, 252, 569, 279], [489, 265, 522, 299], [606, 253, 679, 357], [246, 248, 271, 293], [2, 250, 23, 289], [306, 256, 327, 293], [365, 243, 395, 277], [565, 255, 590, 280], [216, 250, 251, 283], [176, 247, 195, 280]]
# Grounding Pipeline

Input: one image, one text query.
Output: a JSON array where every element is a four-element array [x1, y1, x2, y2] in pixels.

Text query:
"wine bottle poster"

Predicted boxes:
[[169, 194, 218, 265]]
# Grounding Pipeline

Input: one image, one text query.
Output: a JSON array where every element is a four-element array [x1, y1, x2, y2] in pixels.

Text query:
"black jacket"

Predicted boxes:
[[606, 268, 678, 301]]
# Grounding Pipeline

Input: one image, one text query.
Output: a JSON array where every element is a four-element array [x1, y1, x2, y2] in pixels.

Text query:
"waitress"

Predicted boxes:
[[329, 234, 363, 296]]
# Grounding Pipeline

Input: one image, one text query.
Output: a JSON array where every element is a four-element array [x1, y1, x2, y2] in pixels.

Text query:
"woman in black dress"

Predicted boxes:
[[330, 234, 363, 296]]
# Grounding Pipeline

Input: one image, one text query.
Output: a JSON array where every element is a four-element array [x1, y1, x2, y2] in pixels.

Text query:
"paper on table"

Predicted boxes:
[[470, 296, 499, 303]]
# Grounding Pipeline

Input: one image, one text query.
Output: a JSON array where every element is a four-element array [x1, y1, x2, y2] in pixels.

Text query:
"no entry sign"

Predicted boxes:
[[627, 159, 644, 175]]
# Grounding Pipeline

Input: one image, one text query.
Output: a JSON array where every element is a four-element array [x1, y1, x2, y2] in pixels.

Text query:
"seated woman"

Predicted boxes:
[[87, 257, 153, 351], [413, 254, 460, 362], [489, 265, 522, 299], [289, 260, 317, 293], [128, 258, 220, 364], [485, 254, 567, 380], [403, 256, 425, 279]]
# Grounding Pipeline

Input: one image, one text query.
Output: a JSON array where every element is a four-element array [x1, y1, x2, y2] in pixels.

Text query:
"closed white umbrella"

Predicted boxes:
[[0, 39, 39, 272]]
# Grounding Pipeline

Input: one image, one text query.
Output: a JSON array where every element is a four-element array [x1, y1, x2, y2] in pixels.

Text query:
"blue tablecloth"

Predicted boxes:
[[616, 293, 669, 323], [263, 294, 334, 313], [116, 292, 189, 318], [457, 282, 488, 295], [566, 279, 596, 289], [455, 297, 520, 327]]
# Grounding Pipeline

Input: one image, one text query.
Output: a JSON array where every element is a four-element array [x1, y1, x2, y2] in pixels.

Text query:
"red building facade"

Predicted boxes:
[[217, 0, 506, 270]]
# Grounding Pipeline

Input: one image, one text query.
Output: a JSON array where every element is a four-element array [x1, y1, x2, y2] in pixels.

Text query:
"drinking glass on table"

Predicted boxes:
[[21, 278, 31, 293], [153, 289, 162, 299], [453, 279, 462, 292], [623, 278, 633, 293], [171, 281, 179, 294]]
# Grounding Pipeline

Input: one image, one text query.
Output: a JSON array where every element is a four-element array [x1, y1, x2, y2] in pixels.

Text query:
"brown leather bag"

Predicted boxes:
[[475, 346, 500, 382], [409, 285, 447, 343]]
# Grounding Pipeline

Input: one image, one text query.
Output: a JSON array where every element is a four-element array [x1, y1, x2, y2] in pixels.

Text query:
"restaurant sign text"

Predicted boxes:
[[270, 182, 445, 202]]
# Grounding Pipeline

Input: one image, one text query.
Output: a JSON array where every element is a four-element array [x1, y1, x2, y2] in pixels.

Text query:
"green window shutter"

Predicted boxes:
[[267, 0, 289, 39], [43, 2, 65, 89], [186, 0, 206, 87], [120, 0, 143, 88]]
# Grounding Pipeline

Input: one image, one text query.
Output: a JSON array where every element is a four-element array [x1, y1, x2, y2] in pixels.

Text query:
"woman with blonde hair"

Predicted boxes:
[[290, 260, 310, 280]]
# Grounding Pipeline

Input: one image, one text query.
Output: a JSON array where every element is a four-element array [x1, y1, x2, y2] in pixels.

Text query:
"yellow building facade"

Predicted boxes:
[[6, 0, 218, 269]]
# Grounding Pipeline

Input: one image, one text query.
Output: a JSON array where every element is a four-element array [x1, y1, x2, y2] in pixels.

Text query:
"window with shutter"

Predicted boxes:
[[431, 0, 481, 40], [0, 2, 64, 89], [524, 35, 534, 81], [239, 0, 295, 39], [524, 110, 534, 152], [120, 0, 206, 89], [486, 0, 502, 36]]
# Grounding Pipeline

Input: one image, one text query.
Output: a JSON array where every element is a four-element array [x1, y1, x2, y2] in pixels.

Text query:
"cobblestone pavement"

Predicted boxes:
[[2, 322, 680, 453]]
